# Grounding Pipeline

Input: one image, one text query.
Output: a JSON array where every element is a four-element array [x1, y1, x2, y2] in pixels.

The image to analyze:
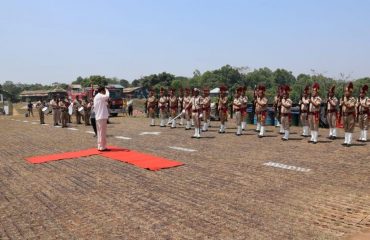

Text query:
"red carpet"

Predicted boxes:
[[100, 149, 184, 171], [26, 148, 101, 164], [26, 146, 184, 171]]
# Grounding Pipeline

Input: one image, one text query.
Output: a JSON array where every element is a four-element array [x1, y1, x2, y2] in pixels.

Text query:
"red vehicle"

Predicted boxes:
[[67, 84, 87, 101], [84, 84, 124, 117]]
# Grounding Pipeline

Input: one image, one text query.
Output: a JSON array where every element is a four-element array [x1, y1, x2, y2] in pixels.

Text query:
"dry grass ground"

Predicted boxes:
[[0, 113, 369, 239]]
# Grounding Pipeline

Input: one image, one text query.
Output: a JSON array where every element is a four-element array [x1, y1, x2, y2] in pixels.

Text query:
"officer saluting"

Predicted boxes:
[[201, 87, 211, 132], [340, 82, 356, 146]]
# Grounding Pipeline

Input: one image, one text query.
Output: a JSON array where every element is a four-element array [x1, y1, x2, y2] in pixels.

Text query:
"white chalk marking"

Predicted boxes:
[[86, 131, 95, 134], [23, 120, 29, 123], [42, 123, 49, 126], [263, 161, 311, 172], [169, 146, 197, 152], [31, 122, 38, 125], [139, 132, 161, 135], [67, 128, 78, 131], [115, 136, 132, 140], [54, 125, 62, 128]]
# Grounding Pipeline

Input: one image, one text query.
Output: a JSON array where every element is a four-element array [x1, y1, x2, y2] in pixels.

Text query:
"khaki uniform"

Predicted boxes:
[[202, 96, 211, 131], [147, 95, 157, 126], [183, 95, 191, 129], [190, 95, 203, 138], [218, 96, 228, 133], [158, 96, 168, 127], [341, 96, 356, 133], [308, 96, 322, 131], [327, 96, 338, 137], [83, 100, 91, 126], [36, 101, 45, 124], [357, 97, 370, 141], [256, 96, 268, 137], [240, 95, 248, 130], [274, 96, 282, 129], [169, 95, 178, 128], [299, 96, 310, 136], [74, 99, 83, 124], [59, 101, 68, 128], [233, 96, 242, 135], [281, 98, 292, 131], [50, 99, 60, 126], [178, 96, 184, 125]]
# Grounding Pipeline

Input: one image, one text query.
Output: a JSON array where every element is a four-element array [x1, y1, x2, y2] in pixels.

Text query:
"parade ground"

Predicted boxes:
[[0, 115, 370, 240]]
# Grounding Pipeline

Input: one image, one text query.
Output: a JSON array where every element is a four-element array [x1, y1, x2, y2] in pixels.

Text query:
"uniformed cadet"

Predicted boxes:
[[147, 88, 157, 126], [50, 97, 59, 126], [74, 96, 83, 124], [240, 87, 248, 131], [233, 87, 243, 136], [255, 85, 268, 138], [59, 97, 68, 128], [280, 85, 293, 141], [201, 88, 211, 132], [308, 83, 322, 144], [178, 88, 184, 125], [168, 88, 178, 128], [299, 86, 310, 137], [356, 85, 369, 142], [273, 86, 283, 133], [340, 82, 356, 146], [83, 97, 91, 126], [326, 86, 338, 140], [183, 88, 192, 130], [185, 88, 203, 138], [218, 86, 228, 133], [35, 99, 45, 124], [158, 88, 168, 127]]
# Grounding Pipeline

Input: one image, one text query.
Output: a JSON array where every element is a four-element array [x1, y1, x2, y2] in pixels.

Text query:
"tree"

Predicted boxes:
[[119, 79, 130, 88]]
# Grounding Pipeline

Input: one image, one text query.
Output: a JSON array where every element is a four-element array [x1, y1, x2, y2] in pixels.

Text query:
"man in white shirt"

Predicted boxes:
[[94, 86, 110, 151]]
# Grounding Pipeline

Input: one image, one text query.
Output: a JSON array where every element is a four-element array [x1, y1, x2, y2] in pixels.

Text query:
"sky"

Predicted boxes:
[[0, 0, 369, 84]]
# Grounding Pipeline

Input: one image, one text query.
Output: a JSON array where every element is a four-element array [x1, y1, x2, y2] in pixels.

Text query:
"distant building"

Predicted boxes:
[[48, 87, 68, 99], [19, 90, 49, 102], [122, 87, 147, 99]]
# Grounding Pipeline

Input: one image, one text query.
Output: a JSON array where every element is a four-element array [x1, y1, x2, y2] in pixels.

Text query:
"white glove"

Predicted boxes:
[[182, 109, 185, 114], [199, 114, 203, 118]]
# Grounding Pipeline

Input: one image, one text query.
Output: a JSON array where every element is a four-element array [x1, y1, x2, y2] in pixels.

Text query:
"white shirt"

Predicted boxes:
[[93, 89, 110, 120]]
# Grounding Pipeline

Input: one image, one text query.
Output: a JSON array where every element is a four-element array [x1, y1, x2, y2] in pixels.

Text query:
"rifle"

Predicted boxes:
[[325, 91, 329, 119], [356, 96, 360, 123], [252, 85, 257, 118], [298, 88, 302, 120]]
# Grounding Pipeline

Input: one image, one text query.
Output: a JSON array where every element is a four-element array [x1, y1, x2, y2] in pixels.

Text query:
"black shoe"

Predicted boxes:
[[313, 141, 317, 144], [341, 143, 347, 146], [281, 138, 288, 141], [332, 136, 337, 140], [236, 133, 241, 136], [279, 132, 284, 135], [258, 135, 263, 138], [150, 124, 155, 127], [308, 140, 313, 143]]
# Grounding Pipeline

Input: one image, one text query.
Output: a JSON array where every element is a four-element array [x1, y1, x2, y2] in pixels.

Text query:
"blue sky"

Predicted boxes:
[[0, 0, 369, 84]]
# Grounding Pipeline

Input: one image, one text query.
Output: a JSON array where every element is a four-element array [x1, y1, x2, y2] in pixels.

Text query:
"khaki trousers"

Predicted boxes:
[[97, 119, 108, 150]]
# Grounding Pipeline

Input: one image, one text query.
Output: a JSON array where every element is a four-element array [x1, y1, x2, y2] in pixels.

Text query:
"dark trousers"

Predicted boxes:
[[91, 118, 97, 135], [128, 106, 133, 116]]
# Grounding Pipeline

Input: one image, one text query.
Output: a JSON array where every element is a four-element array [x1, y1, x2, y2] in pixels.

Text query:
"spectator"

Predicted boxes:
[[122, 98, 128, 116], [27, 101, 34, 117], [128, 96, 133, 116]]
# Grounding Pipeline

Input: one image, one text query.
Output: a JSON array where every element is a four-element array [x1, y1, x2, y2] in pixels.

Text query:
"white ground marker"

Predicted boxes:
[[169, 146, 197, 152], [54, 125, 62, 128], [139, 132, 161, 135], [23, 120, 29, 123], [67, 128, 78, 131], [85, 131, 95, 134], [263, 161, 311, 173], [31, 122, 38, 125], [115, 136, 132, 140]]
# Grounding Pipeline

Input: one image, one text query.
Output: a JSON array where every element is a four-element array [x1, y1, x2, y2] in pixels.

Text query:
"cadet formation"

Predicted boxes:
[[145, 82, 369, 146]]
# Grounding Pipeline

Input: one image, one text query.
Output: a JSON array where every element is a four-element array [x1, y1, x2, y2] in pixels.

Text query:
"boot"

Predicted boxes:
[[171, 120, 176, 128], [328, 128, 333, 138], [343, 132, 348, 145], [258, 126, 264, 138], [186, 121, 191, 130], [196, 128, 201, 138], [348, 133, 352, 145], [219, 124, 224, 133], [202, 123, 207, 132], [358, 130, 364, 141], [206, 120, 210, 131], [191, 119, 194, 126], [150, 118, 155, 126], [223, 124, 226, 133], [313, 131, 318, 144], [180, 117, 184, 125], [282, 130, 289, 141], [279, 125, 284, 134], [193, 128, 197, 138], [332, 128, 337, 139], [236, 126, 241, 136], [364, 130, 368, 141], [309, 130, 314, 142], [275, 118, 280, 127], [242, 122, 246, 130], [256, 123, 261, 132]]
